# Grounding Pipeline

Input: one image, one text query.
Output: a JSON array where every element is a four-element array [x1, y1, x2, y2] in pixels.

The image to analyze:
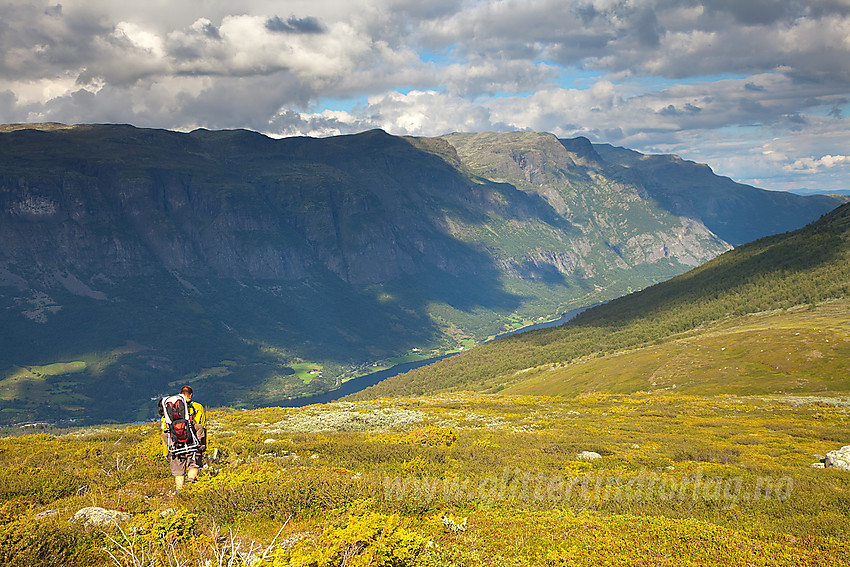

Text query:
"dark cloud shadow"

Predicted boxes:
[[265, 15, 324, 34]]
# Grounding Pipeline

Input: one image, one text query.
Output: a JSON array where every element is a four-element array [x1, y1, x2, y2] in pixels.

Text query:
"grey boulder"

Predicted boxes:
[[72, 506, 132, 526]]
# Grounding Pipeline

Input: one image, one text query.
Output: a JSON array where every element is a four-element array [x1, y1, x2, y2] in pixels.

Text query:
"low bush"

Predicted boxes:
[[189, 464, 378, 522], [673, 446, 741, 464], [378, 426, 458, 448], [0, 502, 104, 567], [0, 465, 85, 504], [128, 507, 198, 542], [264, 501, 427, 567]]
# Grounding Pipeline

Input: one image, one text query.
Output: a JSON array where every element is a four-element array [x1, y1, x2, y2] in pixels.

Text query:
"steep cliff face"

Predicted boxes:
[[441, 132, 731, 277], [0, 128, 469, 285], [593, 143, 847, 246], [0, 124, 843, 425]]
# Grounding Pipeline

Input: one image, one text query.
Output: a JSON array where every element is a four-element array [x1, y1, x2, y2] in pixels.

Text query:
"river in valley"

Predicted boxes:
[[280, 304, 594, 407], [278, 354, 453, 407]]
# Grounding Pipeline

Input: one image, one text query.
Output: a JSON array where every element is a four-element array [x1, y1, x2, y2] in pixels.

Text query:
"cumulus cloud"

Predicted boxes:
[[0, 0, 848, 191], [787, 154, 850, 171]]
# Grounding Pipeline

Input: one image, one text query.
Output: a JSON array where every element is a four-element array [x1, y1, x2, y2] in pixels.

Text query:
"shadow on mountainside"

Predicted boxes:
[[0, 126, 570, 423], [349, 203, 850, 399]]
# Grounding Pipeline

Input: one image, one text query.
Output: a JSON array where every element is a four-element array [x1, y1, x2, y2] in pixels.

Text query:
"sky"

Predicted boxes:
[[1, 1, 849, 193]]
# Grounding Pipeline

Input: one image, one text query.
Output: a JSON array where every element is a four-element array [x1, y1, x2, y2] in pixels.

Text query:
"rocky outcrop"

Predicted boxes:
[[576, 451, 602, 461], [34, 509, 59, 520]]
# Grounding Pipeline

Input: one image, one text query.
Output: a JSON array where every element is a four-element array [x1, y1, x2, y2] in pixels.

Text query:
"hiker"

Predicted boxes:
[[161, 385, 207, 493]]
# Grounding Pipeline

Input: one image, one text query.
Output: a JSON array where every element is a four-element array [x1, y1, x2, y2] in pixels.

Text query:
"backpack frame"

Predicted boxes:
[[161, 393, 201, 457]]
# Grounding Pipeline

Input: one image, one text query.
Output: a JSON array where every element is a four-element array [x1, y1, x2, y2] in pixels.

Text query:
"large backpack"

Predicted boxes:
[[161, 394, 200, 457]]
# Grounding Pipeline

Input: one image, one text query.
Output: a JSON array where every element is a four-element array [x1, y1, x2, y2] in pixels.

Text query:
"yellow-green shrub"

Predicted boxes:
[[128, 508, 198, 542], [0, 466, 85, 504], [189, 464, 375, 522], [103, 508, 215, 567], [374, 426, 457, 448], [418, 508, 850, 567], [0, 502, 104, 567], [266, 502, 426, 567], [132, 434, 167, 464]]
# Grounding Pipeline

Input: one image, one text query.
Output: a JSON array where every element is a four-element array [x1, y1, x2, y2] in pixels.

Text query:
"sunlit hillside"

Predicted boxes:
[[504, 299, 850, 397], [352, 202, 850, 400]]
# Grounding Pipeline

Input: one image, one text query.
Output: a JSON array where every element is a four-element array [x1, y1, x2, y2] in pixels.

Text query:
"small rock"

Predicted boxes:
[[576, 451, 602, 461], [666, 466, 675, 471], [825, 445, 850, 471], [34, 510, 58, 520], [631, 444, 640, 449], [73, 506, 132, 526], [279, 533, 308, 550], [811, 462, 826, 468], [264, 438, 276, 444], [310, 454, 319, 460]]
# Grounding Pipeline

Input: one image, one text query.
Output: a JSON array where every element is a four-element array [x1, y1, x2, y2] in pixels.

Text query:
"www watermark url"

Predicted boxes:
[[384, 468, 794, 507]]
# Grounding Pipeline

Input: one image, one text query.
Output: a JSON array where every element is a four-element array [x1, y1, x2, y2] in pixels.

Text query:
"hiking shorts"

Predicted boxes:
[[169, 451, 202, 476]]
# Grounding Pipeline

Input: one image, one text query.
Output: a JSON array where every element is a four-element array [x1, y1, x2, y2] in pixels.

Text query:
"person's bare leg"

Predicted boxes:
[[175, 475, 185, 492]]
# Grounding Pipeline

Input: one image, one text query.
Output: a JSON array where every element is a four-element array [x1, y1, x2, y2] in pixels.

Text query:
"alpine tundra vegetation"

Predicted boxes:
[[2, 392, 850, 566]]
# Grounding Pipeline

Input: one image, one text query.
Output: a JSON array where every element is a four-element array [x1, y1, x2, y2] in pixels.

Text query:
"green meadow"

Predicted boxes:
[[502, 299, 850, 397]]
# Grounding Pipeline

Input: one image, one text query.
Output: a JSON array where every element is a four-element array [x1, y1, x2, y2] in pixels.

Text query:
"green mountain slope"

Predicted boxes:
[[503, 299, 850, 396], [443, 132, 727, 270], [352, 202, 850, 399], [0, 124, 843, 424]]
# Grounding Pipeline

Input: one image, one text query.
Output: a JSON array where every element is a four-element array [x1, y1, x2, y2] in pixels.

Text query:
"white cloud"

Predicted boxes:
[[113, 21, 165, 58], [787, 154, 850, 171], [0, 0, 848, 192]]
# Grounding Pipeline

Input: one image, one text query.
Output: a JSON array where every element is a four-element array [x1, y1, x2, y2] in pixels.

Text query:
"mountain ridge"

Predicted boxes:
[[0, 123, 844, 424], [593, 142, 845, 245]]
